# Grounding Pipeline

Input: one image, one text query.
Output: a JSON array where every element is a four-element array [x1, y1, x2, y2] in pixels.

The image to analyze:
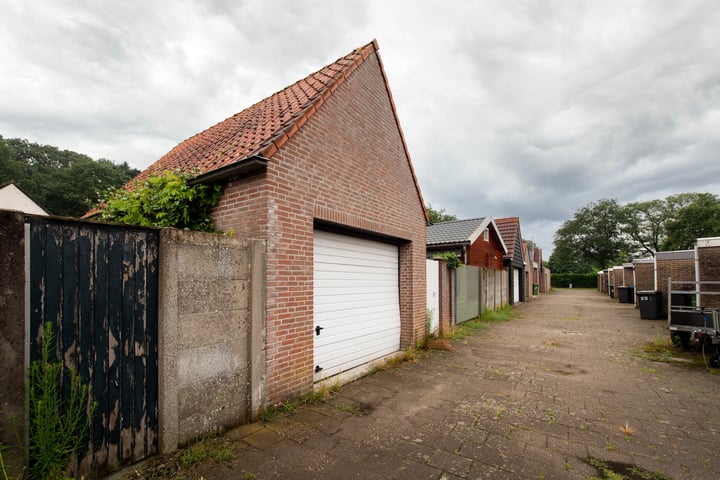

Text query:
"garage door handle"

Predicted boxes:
[[315, 326, 324, 336]]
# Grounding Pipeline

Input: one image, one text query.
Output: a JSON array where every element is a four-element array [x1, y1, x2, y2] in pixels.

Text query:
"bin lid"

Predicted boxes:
[[636, 290, 660, 294]]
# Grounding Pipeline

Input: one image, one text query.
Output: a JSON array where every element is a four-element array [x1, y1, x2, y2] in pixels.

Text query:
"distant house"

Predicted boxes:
[[0, 182, 48, 215], [126, 40, 428, 403], [495, 217, 526, 304], [426, 217, 507, 269]]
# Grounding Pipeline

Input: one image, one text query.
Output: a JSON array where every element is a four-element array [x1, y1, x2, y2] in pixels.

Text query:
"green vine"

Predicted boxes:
[[100, 169, 223, 232], [433, 252, 463, 269]]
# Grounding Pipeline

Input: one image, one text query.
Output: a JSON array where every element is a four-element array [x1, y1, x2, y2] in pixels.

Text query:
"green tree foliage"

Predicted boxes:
[[621, 199, 669, 257], [0, 136, 138, 217], [553, 199, 629, 271], [553, 193, 720, 273], [548, 241, 593, 274], [426, 203, 458, 223], [662, 193, 720, 250], [100, 170, 223, 232]]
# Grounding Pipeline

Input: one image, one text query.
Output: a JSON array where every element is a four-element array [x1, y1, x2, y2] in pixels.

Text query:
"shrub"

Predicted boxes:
[[551, 273, 597, 288], [100, 169, 222, 232]]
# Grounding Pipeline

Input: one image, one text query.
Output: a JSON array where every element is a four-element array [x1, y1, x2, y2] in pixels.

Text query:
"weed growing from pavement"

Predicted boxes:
[[180, 441, 233, 467], [619, 421, 636, 436], [636, 336, 707, 366]]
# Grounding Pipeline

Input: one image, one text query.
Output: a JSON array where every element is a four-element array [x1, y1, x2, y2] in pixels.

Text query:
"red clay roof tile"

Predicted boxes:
[[133, 41, 378, 183], [495, 217, 521, 259]]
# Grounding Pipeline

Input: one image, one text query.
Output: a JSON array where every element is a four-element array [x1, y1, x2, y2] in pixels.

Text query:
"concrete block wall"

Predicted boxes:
[[158, 229, 265, 452], [0, 211, 26, 475]]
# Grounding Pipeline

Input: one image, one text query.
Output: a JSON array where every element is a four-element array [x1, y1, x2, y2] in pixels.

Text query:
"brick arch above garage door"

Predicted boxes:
[[313, 230, 401, 382]]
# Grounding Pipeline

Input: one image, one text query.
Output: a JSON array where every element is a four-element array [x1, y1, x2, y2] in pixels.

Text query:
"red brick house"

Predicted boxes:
[[131, 40, 428, 404], [495, 217, 525, 304], [426, 217, 507, 269]]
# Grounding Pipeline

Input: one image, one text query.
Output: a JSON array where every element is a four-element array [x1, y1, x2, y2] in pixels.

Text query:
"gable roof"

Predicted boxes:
[[427, 217, 508, 254], [0, 181, 49, 215], [131, 40, 427, 221], [494, 217, 522, 259]]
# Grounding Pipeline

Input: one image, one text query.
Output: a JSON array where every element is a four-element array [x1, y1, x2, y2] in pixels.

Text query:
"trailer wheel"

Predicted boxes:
[[710, 348, 720, 368], [670, 332, 690, 348]]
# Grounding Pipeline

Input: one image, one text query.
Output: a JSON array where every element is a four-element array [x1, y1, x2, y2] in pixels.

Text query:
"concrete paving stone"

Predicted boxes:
[[242, 427, 285, 449], [426, 448, 473, 477], [420, 431, 465, 454], [467, 461, 527, 479], [509, 426, 548, 449], [264, 415, 317, 444], [111, 290, 720, 480]]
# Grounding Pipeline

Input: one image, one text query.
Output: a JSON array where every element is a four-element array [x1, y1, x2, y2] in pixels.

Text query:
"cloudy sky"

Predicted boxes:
[[2, 0, 719, 258]]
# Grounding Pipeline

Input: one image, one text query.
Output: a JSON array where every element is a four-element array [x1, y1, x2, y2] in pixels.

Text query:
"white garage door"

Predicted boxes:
[[313, 230, 401, 381], [513, 268, 520, 303]]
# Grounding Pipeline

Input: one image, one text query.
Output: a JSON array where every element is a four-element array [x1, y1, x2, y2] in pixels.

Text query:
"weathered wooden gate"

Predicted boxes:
[[28, 217, 159, 474]]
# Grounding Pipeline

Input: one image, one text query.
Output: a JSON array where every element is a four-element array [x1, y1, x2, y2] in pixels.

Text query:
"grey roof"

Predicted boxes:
[[426, 217, 488, 246]]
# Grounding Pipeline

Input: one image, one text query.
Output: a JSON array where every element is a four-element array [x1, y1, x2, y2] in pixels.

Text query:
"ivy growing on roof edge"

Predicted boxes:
[[99, 169, 223, 232]]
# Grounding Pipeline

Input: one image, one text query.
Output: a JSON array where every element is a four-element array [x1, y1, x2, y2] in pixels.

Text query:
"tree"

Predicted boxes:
[[553, 199, 629, 270], [426, 203, 458, 223], [621, 199, 669, 257], [548, 241, 593, 274], [0, 136, 138, 217], [100, 170, 223, 232], [662, 193, 720, 250]]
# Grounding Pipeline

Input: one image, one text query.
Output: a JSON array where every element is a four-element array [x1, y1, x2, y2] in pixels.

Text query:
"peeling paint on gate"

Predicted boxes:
[[28, 218, 159, 475]]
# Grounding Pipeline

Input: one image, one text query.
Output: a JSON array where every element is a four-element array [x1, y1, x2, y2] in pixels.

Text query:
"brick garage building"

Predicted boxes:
[[696, 237, 720, 309], [655, 250, 695, 317], [426, 217, 507, 270], [495, 217, 526, 305], [132, 41, 428, 404]]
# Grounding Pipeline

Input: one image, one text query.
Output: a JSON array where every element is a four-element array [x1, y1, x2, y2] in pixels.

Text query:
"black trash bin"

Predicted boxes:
[[609, 285, 615, 298], [636, 290, 662, 319], [618, 286, 631, 303]]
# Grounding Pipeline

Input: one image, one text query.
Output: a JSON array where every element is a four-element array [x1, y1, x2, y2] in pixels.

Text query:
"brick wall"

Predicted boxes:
[[655, 251, 695, 316], [466, 228, 505, 270], [623, 265, 634, 286], [212, 51, 427, 404], [438, 261, 455, 336], [633, 260, 654, 293], [697, 242, 720, 309]]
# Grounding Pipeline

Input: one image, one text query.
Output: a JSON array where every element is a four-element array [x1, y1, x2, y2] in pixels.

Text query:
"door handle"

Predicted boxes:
[[315, 325, 324, 336]]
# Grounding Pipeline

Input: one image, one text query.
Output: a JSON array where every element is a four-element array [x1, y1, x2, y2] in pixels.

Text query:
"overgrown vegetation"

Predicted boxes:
[[260, 382, 340, 423], [432, 251, 462, 269], [123, 434, 237, 479], [26, 322, 95, 480], [99, 169, 223, 232], [443, 306, 515, 341], [551, 273, 598, 288]]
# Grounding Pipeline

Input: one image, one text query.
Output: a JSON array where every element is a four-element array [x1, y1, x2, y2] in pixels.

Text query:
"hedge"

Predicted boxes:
[[551, 273, 598, 288]]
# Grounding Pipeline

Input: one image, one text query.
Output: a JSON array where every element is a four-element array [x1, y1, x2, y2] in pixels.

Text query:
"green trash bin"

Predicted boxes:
[[533, 284, 539, 296]]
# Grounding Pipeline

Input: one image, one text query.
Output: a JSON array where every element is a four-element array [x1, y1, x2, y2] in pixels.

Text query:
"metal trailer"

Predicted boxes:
[[667, 278, 720, 366]]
